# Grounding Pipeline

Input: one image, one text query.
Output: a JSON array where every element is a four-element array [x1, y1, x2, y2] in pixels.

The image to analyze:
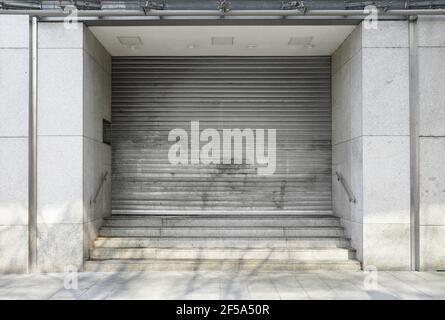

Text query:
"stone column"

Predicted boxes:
[[37, 23, 85, 272], [36, 22, 111, 272], [0, 15, 30, 273], [82, 26, 112, 262], [332, 25, 363, 261], [333, 21, 411, 270], [418, 16, 445, 270]]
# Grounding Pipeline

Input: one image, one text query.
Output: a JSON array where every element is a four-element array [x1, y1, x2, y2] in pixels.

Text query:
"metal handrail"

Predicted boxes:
[[335, 171, 356, 203], [90, 171, 108, 206]]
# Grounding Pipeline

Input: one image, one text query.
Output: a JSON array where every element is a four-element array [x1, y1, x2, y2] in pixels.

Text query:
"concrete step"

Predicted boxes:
[[88, 211, 359, 271], [90, 247, 355, 261], [112, 207, 333, 212], [112, 209, 334, 215], [104, 215, 341, 227], [94, 236, 351, 249], [98, 226, 345, 238], [84, 259, 362, 272]]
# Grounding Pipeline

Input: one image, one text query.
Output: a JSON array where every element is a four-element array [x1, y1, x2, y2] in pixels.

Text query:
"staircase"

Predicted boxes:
[[85, 211, 361, 272]]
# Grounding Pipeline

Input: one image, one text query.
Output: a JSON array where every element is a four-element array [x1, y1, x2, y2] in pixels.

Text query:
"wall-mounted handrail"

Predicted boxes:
[[335, 171, 356, 204], [90, 171, 108, 206]]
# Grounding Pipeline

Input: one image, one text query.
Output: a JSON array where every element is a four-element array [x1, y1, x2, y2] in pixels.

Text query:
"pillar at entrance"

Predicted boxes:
[[36, 22, 111, 272], [333, 21, 411, 270], [0, 15, 30, 273], [333, 18, 445, 270]]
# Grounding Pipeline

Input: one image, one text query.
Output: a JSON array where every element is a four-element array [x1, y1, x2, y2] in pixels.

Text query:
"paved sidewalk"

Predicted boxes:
[[0, 271, 444, 300]]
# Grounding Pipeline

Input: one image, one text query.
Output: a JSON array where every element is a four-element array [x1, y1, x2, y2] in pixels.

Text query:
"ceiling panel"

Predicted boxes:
[[89, 25, 355, 56]]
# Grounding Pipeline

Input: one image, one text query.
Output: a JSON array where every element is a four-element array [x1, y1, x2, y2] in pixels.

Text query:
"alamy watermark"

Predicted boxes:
[[63, 5, 79, 30], [364, 5, 379, 30], [64, 265, 78, 290], [168, 121, 276, 175], [363, 265, 379, 290]]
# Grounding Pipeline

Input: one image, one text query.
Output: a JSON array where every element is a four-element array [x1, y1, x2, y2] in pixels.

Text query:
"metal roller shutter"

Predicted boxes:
[[111, 56, 331, 213]]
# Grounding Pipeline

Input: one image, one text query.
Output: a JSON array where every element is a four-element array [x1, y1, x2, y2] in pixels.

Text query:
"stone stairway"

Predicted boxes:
[[85, 211, 361, 272]]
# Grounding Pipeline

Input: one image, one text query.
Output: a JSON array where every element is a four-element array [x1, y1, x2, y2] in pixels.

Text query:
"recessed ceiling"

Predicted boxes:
[[89, 25, 355, 56]]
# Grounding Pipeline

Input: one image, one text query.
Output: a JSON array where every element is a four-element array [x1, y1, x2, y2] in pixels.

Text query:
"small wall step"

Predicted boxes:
[[98, 226, 345, 238], [85, 259, 361, 272], [93, 236, 351, 249], [111, 210, 335, 216], [104, 215, 341, 227], [90, 247, 355, 261]]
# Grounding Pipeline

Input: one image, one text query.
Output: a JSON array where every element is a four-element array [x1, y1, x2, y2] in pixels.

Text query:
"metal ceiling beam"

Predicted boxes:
[[1, 8, 445, 18]]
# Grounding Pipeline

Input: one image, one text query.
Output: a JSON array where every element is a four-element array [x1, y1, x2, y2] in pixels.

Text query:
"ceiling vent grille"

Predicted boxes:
[[288, 36, 314, 46], [211, 36, 234, 46], [118, 36, 143, 48]]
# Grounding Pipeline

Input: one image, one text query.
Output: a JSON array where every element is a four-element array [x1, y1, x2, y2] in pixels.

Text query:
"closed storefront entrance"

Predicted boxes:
[[111, 56, 332, 213]]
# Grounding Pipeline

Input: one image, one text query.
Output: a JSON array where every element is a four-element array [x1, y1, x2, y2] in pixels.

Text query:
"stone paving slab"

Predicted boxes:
[[0, 271, 444, 300]]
